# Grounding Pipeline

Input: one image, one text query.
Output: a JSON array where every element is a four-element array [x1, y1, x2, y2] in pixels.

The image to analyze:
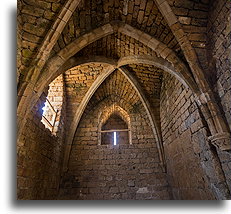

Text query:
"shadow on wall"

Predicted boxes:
[[12, 2, 228, 206]]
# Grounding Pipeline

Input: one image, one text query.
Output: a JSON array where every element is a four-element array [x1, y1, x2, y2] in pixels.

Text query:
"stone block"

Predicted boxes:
[[179, 17, 191, 25]]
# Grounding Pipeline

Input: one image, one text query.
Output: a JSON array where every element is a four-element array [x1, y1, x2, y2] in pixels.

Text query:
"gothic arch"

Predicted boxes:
[[17, 22, 196, 138], [62, 65, 166, 173], [38, 22, 195, 94], [18, 0, 81, 79], [35, 19, 231, 150], [36, 54, 198, 96], [18, 0, 82, 104], [154, 0, 231, 146], [16, 0, 231, 200], [98, 104, 132, 145]]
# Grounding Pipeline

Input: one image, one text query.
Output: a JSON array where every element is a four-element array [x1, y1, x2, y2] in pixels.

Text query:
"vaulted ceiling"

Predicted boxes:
[[52, 0, 182, 55], [17, 0, 213, 145]]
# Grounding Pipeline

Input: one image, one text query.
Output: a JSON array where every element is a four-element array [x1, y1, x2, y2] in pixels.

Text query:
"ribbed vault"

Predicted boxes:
[[52, 0, 182, 57], [17, 0, 231, 200], [62, 63, 166, 173], [60, 68, 169, 199]]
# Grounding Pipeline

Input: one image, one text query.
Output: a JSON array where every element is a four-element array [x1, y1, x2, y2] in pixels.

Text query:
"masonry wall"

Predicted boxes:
[[59, 101, 170, 200], [101, 114, 129, 145], [64, 63, 111, 130], [51, 0, 181, 56], [160, 73, 217, 200], [207, 0, 231, 192], [125, 64, 163, 131], [76, 32, 158, 59], [59, 71, 171, 200], [168, 0, 210, 72], [17, 81, 66, 199], [17, 0, 23, 85], [17, 0, 65, 86]]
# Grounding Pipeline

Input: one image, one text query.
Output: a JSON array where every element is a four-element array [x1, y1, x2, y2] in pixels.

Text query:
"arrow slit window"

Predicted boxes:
[[99, 111, 132, 145]]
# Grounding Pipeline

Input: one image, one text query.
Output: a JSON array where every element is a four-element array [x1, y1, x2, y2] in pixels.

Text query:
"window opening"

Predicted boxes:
[[41, 97, 57, 132], [40, 74, 64, 134], [113, 132, 117, 145], [100, 113, 130, 145]]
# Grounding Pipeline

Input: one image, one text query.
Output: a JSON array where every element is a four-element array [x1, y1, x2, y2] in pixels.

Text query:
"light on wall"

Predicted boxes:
[[114, 132, 117, 145]]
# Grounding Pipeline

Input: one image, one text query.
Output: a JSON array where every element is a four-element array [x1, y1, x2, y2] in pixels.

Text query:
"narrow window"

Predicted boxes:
[[42, 101, 48, 113], [40, 74, 64, 134], [113, 132, 117, 145], [100, 113, 130, 145], [41, 97, 57, 132]]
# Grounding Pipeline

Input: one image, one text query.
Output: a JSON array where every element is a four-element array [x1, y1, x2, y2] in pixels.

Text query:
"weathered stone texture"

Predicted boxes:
[[58, 70, 171, 200], [207, 0, 231, 130], [61, 32, 158, 59], [168, 0, 210, 73], [17, 87, 66, 199], [50, 75, 66, 133], [160, 73, 216, 199], [17, 0, 23, 84], [101, 114, 129, 145], [64, 63, 111, 130], [16, 0, 231, 200], [17, 0, 66, 88], [50, 0, 182, 57], [125, 64, 163, 131], [207, 0, 231, 192]]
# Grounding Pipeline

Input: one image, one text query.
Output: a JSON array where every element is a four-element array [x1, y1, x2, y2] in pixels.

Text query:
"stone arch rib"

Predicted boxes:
[[37, 54, 198, 95], [62, 65, 166, 173], [99, 104, 131, 128], [62, 65, 115, 172], [117, 55, 197, 92], [119, 67, 166, 172], [154, 0, 231, 145], [36, 22, 199, 95], [17, 22, 199, 153], [18, 0, 82, 98]]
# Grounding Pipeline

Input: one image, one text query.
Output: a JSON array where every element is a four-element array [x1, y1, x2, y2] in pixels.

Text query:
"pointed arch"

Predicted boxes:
[[99, 104, 131, 128], [37, 22, 197, 93], [62, 65, 115, 172], [17, 22, 199, 151], [62, 64, 166, 173], [154, 0, 231, 143], [98, 104, 132, 145], [36, 54, 198, 95], [18, 0, 82, 97], [119, 67, 165, 171]]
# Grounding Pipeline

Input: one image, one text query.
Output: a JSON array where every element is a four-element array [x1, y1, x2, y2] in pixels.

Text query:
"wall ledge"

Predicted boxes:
[[209, 132, 231, 151]]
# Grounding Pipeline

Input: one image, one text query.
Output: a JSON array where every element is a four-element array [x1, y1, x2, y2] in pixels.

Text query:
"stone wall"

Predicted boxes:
[[59, 70, 171, 200], [17, 0, 23, 85], [207, 0, 231, 130], [16, 0, 231, 200], [51, 0, 181, 56], [207, 0, 231, 192], [17, 0, 65, 84], [64, 63, 111, 131], [160, 73, 216, 199], [125, 64, 163, 131], [42, 74, 65, 134], [76, 32, 158, 60], [102, 114, 128, 130], [101, 114, 129, 145], [17, 78, 66, 199], [168, 0, 210, 69]]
